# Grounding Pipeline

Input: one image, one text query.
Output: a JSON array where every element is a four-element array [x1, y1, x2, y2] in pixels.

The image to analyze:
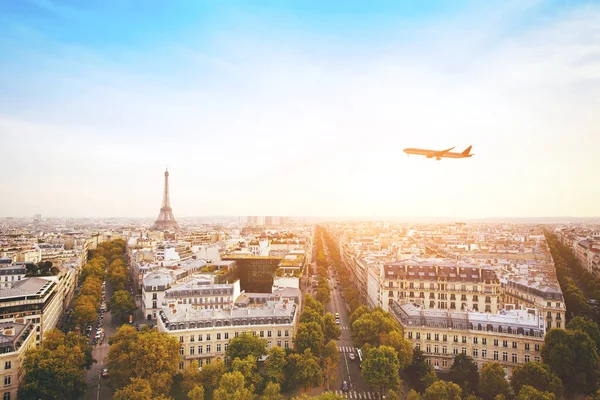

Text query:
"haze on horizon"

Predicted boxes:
[[1, 0, 599, 219]]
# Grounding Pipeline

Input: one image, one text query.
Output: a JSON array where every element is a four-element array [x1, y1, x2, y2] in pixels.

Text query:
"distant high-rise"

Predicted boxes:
[[152, 169, 179, 230]]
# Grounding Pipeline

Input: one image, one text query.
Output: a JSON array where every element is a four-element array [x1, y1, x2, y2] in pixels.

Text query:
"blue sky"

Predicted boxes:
[[1, 0, 599, 218]]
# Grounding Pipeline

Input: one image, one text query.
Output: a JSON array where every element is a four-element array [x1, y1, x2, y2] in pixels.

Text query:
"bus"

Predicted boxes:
[[357, 348, 363, 368]]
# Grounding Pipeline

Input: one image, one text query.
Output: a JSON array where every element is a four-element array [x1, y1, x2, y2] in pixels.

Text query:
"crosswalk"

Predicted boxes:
[[341, 326, 351, 330], [338, 346, 357, 353], [331, 390, 381, 399]]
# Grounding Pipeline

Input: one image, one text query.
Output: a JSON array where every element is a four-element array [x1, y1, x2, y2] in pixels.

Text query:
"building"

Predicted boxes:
[[0, 321, 36, 400], [221, 255, 282, 293], [502, 279, 565, 330], [157, 293, 299, 369], [381, 260, 501, 313], [391, 301, 545, 377], [0, 277, 65, 343], [0, 264, 26, 290]]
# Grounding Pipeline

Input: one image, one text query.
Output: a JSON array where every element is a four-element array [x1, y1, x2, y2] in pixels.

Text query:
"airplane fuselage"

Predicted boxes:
[[403, 147, 473, 160]]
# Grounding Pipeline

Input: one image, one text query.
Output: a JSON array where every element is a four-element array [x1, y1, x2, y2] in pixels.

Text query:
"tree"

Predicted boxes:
[[380, 330, 414, 369], [322, 313, 342, 342], [303, 294, 324, 315], [542, 328, 600, 394], [72, 294, 98, 328], [567, 316, 600, 353], [284, 349, 323, 393], [322, 340, 339, 391], [300, 308, 324, 328], [351, 308, 401, 347], [114, 377, 154, 400], [226, 333, 267, 362], [213, 371, 255, 400], [350, 305, 369, 325], [316, 287, 331, 304], [361, 345, 401, 396], [81, 276, 103, 302], [517, 385, 555, 400], [200, 359, 225, 397], [406, 389, 422, 400], [111, 290, 137, 322], [187, 385, 205, 400], [510, 362, 563, 398], [478, 363, 510, 400], [294, 322, 325, 357], [180, 361, 203, 396], [448, 353, 479, 395], [18, 329, 89, 400], [106, 325, 180, 395], [262, 382, 283, 400], [265, 346, 287, 385], [231, 355, 263, 392], [406, 349, 436, 393], [423, 380, 462, 400]]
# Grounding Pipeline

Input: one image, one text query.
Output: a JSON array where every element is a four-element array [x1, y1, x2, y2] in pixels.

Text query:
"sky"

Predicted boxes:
[[1, 0, 599, 219]]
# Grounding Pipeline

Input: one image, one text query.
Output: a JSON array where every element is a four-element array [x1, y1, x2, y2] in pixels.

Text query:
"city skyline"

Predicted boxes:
[[2, 0, 600, 218]]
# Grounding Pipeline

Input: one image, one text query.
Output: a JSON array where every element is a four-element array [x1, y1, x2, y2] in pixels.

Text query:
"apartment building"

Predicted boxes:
[[0, 264, 26, 290], [0, 277, 62, 344], [391, 302, 545, 378], [381, 260, 501, 313], [157, 293, 299, 369], [502, 279, 565, 330], [0, 321, 36, 400]]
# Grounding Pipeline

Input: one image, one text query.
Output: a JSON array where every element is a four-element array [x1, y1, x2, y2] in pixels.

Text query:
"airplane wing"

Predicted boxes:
[[435, 147, 455, 156]]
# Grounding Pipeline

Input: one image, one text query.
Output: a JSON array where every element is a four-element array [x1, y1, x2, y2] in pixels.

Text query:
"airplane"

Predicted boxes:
[[403, 145, 473, 160]]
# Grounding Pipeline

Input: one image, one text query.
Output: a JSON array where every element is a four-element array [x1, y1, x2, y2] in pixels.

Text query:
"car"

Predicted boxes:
[[348, 353, 356, 361], [101, 368, 109, 378], [342, 381, 349, 392], [335, 312, 340, 319], [335, 318, 340, 325]]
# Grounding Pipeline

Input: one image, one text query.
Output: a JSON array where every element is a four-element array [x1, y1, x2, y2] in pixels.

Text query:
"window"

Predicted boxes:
[[473, 337, 478, 344], [190, 346, 195, 355], [277, 341, 281, 347], [426, 345, 431, 353], [190, 336, 195, 343], [493, 351, 499, 360], [502, 352, 508, 362], [179, 336, 184, 343], [494, 339, 499, 346], [454, 335, 458, 343], [503, 340, 508, 348], [434, 334, 439, 341], [4, 362, 10, 370], [416, 333, 421, 340], [462, 347, 467, 355], [473, 349, 478, 357], [206, 334, 211, 341], [3, 393, 10, 400], [482, 349, 487, 358], [179, 361, 184, 370], [535, 356, 540, 362], [198, 334, 203, 341], [3, 377, 10, 386], [268, 331, 272, 337], [260, 331, 264, 338], [434, 345, 439, 354], [535, 344, 540, 352], [225, 333, 229, 339], [462, 336, 467, 344], [512, 354, 518, 363], [284, 341, 289, 349], [217, 333, 221, 340], [442, 346, 447, 354], [512, 342, 517, 349], [225, 343, 229, 351], [206, 345, 211, 353], [217, 344, 221, 352], [453, 347, 458, 355], [235, 332, 239, 338], [408, 332, 413, 339], [198, 346, 203, 354], [180, 347, 184, 355], [277, 330, 282, 337], [285, 330, 289, 337], [427, 333, 431, 340], [525, 355, 530, 362], [482, 338, 487, 346], [443, 335, 447, 342]]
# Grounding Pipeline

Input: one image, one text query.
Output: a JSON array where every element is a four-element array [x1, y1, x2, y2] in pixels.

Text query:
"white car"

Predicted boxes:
[[348, 353, 356, 361], [335, 318, 340, 324]]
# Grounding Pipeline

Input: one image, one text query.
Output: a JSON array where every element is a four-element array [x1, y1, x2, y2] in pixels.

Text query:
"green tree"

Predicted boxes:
[[72, 294, 98, 328], [300, 308, 324, 328], [110, 290, 137, 322], [284, 349, 323, 393], [265, 346, 287, 385], [567, 316, 600, 353], [448, 353, 479, 395], [516, 385, 555, 400], [406, 389, 422, 400], [303, 294, 324, 315], [226, 333, 267, 361], [423, 380, 462, 400], [106, 325, 180, 395], [406, 349, 435, 393], [323, 340, 339, 391], [200, 359, 225, 397], [262, 382, 283, 400], [350, 305, 369, 325], [542, 328, 600, 394], [213, 371, 255, 400], [294, 322, 325, 357], [187, 385, 205, 400], [478, 363, 510, 400], [510, 362, 563, 398], [351, 308, 401, 347], [231, 355, 263, 392], [316, 287, 331, 304], [180, 360, 203, 396], [18, 329, 89, 400], [113, 377, 154, 400], [322, 313, 342, 342], [361, 345, 401, 396], [380, 330, 414, 369]]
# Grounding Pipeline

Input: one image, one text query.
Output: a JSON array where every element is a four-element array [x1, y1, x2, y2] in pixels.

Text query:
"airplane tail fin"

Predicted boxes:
[[462, 145, 473, 156]]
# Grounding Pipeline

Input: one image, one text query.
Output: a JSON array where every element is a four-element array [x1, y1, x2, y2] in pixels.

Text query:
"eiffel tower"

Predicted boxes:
[[152, 168, 179, 230]]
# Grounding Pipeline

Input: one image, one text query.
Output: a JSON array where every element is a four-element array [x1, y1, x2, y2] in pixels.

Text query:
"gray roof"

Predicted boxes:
[[0, 277, 54, 299]]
